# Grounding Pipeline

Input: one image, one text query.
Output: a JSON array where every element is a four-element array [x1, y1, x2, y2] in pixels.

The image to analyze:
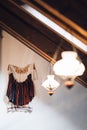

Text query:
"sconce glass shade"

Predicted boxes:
[[42, 75, 60, 95], [53, 51, 85, 79]]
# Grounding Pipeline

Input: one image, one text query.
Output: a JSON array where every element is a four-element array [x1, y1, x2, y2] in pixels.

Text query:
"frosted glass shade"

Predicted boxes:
[[42, 75, 60, 95], [53, 51, 85, 79]]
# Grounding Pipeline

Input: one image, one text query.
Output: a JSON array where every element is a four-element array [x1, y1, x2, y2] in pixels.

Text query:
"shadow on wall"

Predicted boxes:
[[40, 79, 87, 130]]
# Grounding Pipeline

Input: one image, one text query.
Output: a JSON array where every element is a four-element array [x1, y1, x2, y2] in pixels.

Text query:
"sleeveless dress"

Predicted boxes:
[[6, 64, 35, 107]]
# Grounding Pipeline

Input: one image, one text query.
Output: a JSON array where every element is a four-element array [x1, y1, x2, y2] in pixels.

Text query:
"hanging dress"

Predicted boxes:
[[6, 73, 34, 106], [6, 64, 37, 112]]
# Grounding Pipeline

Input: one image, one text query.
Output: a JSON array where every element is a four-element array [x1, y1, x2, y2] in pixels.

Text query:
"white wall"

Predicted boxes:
[[0, 31, 87, 130]]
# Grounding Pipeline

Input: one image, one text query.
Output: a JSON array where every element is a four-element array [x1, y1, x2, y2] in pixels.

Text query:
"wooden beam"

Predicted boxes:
[[0, 0, 87, 87], [35, 0, 87, 40], [0, 1, 58, 63]]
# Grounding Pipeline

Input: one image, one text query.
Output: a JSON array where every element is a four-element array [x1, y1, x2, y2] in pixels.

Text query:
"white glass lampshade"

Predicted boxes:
[[53, 51, 85, 79], [42, 75, 60, 95]]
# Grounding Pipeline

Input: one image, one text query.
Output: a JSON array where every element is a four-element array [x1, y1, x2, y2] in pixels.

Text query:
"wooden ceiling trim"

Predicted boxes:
[[0, 1, 87, 87], [0, 21, 55, 64], [0, 0, 63, 46], [76, 77, 87, 88], [41, 0, 87, 31], [3, 0, 87, 54], [0, 4, 56, 63], [20, 0, 87, 54], [29, 0, 87, 42]]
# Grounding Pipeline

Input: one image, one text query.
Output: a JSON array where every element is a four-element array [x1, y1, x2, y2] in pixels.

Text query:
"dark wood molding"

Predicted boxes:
[[0, 0, 87, 87]]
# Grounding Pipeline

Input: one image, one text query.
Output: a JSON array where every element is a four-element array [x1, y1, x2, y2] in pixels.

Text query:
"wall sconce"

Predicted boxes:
[[42, 75, 60, 96], [53, 51, 85, 88]]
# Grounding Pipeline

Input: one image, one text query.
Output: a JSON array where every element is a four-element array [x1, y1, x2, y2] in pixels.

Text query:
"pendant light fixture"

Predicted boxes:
[[42, 63, 60, 96], [53, 51, 85, 88], [42, 75, 60, 95]]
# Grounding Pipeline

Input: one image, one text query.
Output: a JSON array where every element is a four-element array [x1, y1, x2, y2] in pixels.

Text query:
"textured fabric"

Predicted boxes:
[[6, 73, 34, 106], [8, 64, 38, 82]]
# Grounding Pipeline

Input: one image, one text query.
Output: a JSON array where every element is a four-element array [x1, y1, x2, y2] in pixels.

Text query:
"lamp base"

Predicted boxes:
[[64, 78, 74, 89], [48, 91, 54, 96]]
